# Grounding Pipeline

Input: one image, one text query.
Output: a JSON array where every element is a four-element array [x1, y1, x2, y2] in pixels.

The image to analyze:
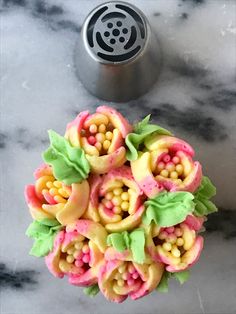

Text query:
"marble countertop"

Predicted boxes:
[[0, 0, 236, 313]]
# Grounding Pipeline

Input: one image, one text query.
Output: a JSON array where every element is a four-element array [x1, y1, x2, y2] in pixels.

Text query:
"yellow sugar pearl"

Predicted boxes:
[[159, 231, 168, 240], [166, 162, 175, 172], [95, 142, 102, 150], [105, 192, 113, 200], [160, 169, 169, 178], [176, 238, 184, 246], [113, 188, 123, 196], [167, 235, 177, 244], [121, 192, 129, 201], [157, 162, 165, 172], [172, 156, 180, 164], [98, 124, 106, 133], [53, 181, 62, 188], [118, 265, 126, 273], [67, 247, 75, 255], [113, 181, 123, 188], [105, 131, 113, 140], [49, 188, 58, 196], [122, 272, 129, 280], [112, 196, 122, 206], [46, 181, 53, 188], [58, 188, 69, 198], [128, 189, 133, 194], [175, 228, 183, 237], [103, 140, 111, 150], [117, 279, 124, 287], [163, 242, 172, 251], [128, 264, 135, 273], [42, 189, 48, 195], [75, 242, 83, 250], [114, 273, 120, 280], [67, 248, 75, 255], [73, 251, 80, 259], [89, 124, 97, 134], [121, 201, 129, 211], [176, 164, 183, 175], [82, 244, 89, 254], [113, 206, 122, 214], [54, 195, 67, 204], [96, 133, 106, 143], [170, 171, 178, 179], [102, 199, 110, 207], [66, 255, 75, 264], [171, 246, 181, 258]]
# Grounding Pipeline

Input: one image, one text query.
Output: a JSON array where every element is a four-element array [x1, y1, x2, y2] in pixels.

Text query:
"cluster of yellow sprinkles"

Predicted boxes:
[[155, 154, 184, 183], [81, 118, 116, 155], [41, 179, 71, 204], [102, 181, 132, 215], [157, 225, 187, 259], [59, 235, 90, 274], [113, 262, 140, 287]]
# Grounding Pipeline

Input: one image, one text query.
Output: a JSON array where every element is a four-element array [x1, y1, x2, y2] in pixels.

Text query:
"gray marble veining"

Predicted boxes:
[[0, 1, 236, 314]]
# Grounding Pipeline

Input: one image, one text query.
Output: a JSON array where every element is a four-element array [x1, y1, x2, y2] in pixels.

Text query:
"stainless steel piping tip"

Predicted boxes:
[[74, 1, 162, 102]]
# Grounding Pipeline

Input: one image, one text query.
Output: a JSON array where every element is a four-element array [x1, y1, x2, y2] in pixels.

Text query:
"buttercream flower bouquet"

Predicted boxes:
[[25, 106, 217, 302]]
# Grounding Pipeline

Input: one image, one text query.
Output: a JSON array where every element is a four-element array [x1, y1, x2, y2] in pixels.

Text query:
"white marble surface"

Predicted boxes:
[[0, 1, 236, 314]]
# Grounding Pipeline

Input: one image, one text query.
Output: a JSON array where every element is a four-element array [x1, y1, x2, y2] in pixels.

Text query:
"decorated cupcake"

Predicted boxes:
[[25, 106, 217, 302]]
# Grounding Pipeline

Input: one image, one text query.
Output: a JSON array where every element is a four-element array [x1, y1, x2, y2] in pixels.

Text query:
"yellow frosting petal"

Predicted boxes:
[[84, 113, 109, 127], [42, 203, 64, 216], [35, 175, 55, 198], [182, 223, 196, 250], [29, 204, 54, 220], [107, 128, 122, 154], [131, 152, 151, 182], [105, 206, 144, 233], [86, 147, 126, 174], [80, 137, 99, 156], [56, 180, 89, 225]]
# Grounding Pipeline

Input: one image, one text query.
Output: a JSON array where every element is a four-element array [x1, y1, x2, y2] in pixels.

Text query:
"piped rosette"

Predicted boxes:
[[131, 135, 202, 198], [24, 164, 89, 226], [45, 219, 107, 286], [83, 166, 145, 233], [146, 215, 204, 272], [65, 106, 132, 174], [98, 248, 164, 302]]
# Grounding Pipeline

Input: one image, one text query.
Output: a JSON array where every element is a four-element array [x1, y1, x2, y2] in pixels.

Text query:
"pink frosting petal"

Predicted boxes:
[[96, 105, 132, 138], [185, 215, 205, 231]]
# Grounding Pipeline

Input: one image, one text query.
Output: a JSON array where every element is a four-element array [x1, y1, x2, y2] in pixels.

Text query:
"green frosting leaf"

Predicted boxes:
[[193, 176, 218, 217], [156, 270, 190, 293], [83, 284, 100, 297], [173, 270, 190, 284], [143, 191, 195, 227], [107, 232, 129, 252], [42, 130, 90, 185], [129, 229, 145, 264], [26, 220, 50, 238], [125, 115, 172, 161], [30, 238, 54, 257], [26, 219, 62, 257], [156, 272, 172, 293], [107, 229, 146, 263], [39, 218, 61, 227]]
